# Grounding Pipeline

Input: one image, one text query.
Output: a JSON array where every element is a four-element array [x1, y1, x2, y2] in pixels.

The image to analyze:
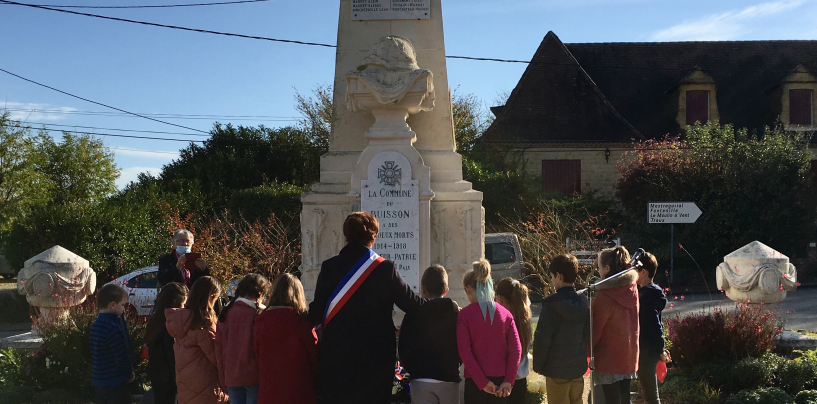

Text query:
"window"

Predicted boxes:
[[686, 90, 710, 125], [125, 272, 158, 289], [542, 160, 581, 194], [790, 89, 813, 125], [485, 242, 516, 265]]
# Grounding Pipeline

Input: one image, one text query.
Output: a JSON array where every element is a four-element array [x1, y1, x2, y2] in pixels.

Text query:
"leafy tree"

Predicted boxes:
[[452, 89, 491, 155], [615, 122, 816, 281], [37, 132, 119, 206], [0, 114, 50, 232], [295, 84, 332, 151], [158, 124, 322, 208]]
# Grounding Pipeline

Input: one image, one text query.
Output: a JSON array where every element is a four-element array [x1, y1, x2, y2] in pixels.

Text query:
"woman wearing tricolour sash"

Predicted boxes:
[[308, 212, 426, 404]]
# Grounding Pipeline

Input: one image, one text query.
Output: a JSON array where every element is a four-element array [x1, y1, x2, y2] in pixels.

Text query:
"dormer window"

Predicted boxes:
[[781, 66, 817, 130], [789, 89, 813, 126], [686, 90, 710, 125], [676, 69, 718, 127]]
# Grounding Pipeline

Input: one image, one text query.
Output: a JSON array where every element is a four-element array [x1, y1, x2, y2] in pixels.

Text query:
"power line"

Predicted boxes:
[[12, 0, 272, 9], [0, 67, 210, 134], [0, 108, 299, 120], [18, 121, 209, 137], [35, 126, 204, 142], [0, 0, 336, 48], [0, 0, 532, 64]]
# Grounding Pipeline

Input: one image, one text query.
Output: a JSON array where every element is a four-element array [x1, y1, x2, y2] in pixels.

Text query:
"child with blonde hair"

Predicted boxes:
[[254, 273, 318, 404], [495, 278, 532, 404], [457, 259, 522, 404], [165, 276, 227, 404], [593, 246, 640, 404]]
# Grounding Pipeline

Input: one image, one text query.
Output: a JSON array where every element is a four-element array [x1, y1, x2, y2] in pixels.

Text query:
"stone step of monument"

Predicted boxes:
[[778, 330, 817, 350]]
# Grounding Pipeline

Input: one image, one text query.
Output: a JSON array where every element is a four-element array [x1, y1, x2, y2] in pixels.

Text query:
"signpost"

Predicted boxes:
[[648, 202, 704, 282]]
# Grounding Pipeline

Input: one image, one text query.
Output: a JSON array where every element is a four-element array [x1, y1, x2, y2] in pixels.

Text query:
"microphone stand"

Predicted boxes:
[[576, 266, 640, 404]]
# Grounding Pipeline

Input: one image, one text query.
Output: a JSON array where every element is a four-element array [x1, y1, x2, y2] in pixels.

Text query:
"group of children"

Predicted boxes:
[[89, 244, 666, 404], [531, 247, 669, 404], [92, 271, 317, 404]]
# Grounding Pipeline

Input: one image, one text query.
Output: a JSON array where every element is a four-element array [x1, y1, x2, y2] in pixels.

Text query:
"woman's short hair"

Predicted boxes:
[[343, 212, 379, 245], [173, 229, 194, 243]]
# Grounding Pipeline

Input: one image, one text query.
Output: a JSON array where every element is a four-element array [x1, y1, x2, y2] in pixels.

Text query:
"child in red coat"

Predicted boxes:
[[216, 274, 271, 404], [592, 246, 640, 404], [254, 274, 318, 404]]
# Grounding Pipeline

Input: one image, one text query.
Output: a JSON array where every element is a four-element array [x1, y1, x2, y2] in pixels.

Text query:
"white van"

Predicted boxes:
[[484, 233, 525, 282]]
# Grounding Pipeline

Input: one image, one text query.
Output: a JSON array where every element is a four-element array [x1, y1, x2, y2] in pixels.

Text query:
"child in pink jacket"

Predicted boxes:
[[457, 259, 522, 404], [166, 276, 227, 404], [215, 274, 271, 404]]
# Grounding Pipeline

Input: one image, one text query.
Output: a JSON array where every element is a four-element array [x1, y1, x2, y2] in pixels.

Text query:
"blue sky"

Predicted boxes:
[[1, 0, 815, 189]]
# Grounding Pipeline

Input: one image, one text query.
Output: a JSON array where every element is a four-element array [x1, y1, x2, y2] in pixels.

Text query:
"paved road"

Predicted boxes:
[[531, 286, 817, 331]]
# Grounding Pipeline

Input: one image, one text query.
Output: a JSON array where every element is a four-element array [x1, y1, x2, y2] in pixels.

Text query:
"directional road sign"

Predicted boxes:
[[648, 202, 704, 224]]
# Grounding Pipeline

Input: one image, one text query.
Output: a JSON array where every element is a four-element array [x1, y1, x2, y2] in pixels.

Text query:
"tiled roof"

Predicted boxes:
[[482, 31, 817, 144]]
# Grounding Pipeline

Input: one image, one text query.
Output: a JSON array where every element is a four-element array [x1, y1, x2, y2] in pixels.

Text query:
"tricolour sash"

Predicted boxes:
[[322, 249, 384, 326]]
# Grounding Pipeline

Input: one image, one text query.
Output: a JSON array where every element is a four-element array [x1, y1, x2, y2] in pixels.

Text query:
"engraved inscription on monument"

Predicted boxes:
[[361, 151, 421, 292], [352, 0, 431, 21]]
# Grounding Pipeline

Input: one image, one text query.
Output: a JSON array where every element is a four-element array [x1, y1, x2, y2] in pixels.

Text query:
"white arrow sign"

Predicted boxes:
[[648, 202, 703, 224]]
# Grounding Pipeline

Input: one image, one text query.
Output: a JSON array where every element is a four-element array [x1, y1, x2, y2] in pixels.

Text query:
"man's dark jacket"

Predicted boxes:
[[533, 286, 590, 380], [638, 283, 667, 356], [398, 298, 461, 383], [308, 243, 425, 404], [157, 252, 210, 288]]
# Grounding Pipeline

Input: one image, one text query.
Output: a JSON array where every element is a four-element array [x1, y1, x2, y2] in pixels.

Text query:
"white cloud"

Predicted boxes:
[[116, 166, 163, 190], [651, 0, 805, 41], [0, 102, 78, 122], [113, 147, 180, 160]]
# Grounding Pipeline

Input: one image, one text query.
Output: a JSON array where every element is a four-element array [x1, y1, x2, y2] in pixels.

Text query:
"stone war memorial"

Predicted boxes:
[[301, 0, 483, 308]]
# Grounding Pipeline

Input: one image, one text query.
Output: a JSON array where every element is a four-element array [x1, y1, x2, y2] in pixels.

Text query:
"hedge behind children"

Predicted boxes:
[[145, 282, 189, 404], [636, 252, 668, 404], [166, 276, 228, 404], [457, 259, 522, 404], [254, 273, 318, 404], [495, 278, 532, 404], [90, 283, 135, 404], [216, 274, 271, 404], [398, 265, 461, 404], [532, 254, 589, 404]]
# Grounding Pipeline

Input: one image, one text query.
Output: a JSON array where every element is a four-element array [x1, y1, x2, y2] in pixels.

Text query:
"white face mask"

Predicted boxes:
[[176, 246, 192, 254]]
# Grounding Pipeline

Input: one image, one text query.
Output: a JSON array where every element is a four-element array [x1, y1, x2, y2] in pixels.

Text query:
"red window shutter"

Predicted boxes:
[[686, 90, 709, 125], [790, 89, 813, 125], [542, 160, 581, 195]]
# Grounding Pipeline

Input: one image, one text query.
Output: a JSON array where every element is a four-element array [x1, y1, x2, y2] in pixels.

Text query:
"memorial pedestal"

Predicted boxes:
[[300, 0, 484, 310]]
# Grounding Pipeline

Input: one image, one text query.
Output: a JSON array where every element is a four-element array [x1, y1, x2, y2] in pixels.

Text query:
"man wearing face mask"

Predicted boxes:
[[157, 229, 210, 289]]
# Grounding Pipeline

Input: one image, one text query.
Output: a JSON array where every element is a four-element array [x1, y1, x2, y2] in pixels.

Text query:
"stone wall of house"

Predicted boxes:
[[513, 144, 630, 200]]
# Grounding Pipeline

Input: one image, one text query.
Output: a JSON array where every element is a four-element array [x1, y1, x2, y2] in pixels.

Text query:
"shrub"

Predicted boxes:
[[163, 207, 301, 282], [499, 195, 620, 296], [659, 373, 721, 404], [796, 390, 817, 404], [667, 305, 783, 368], [730, 356, 775, 392], [776, 358, 817, 395], [726, 387, 793, 404], [615, 123, 816, 278], [21, 298, 146, 398], [0, 348, 26, 386], [524, 391, 545, 404]]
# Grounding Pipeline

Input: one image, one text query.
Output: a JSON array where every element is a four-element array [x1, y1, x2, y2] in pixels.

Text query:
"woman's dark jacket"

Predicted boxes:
[[308, 243, 425, 404]]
